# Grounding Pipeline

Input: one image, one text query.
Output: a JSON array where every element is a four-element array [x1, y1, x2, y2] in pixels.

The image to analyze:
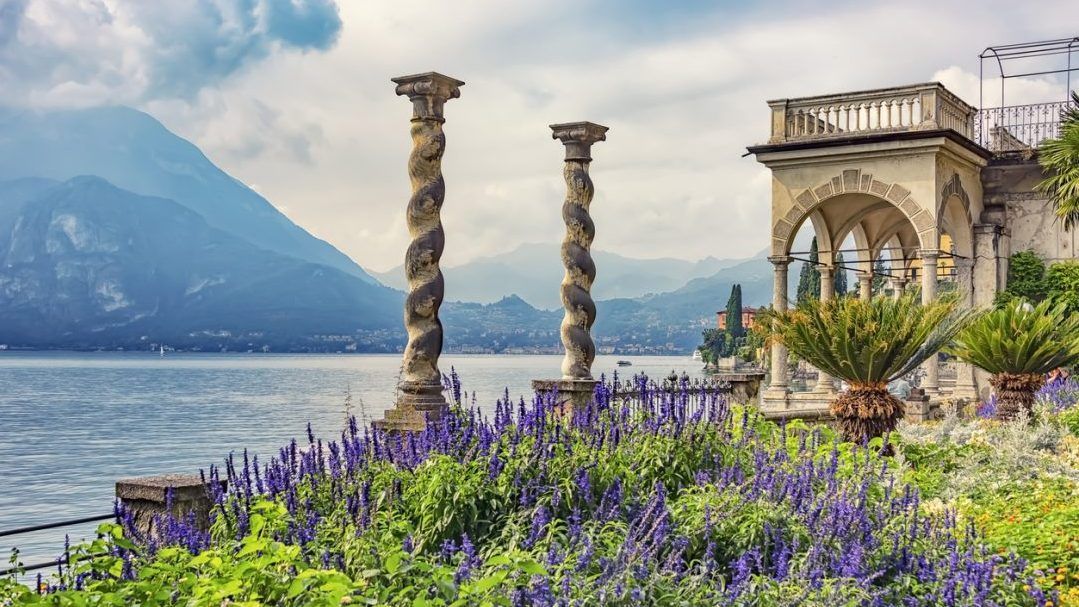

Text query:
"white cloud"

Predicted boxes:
[[5, 0, 1079, 273]]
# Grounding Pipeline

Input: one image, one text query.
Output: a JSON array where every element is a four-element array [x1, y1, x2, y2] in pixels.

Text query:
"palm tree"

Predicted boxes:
[[948, 300, 1079, 421], [1037, 92, 1079, 229], [759, 294, 973, 444]]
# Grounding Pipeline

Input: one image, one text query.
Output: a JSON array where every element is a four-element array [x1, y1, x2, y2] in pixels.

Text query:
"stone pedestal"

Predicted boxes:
[[115, 474, 222, 539], [714, 370, 766, 406], [532, 378, 598, 414], [905, 388, 932, 423]]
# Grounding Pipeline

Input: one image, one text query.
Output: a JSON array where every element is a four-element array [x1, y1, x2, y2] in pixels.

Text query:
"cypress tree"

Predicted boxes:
[[796, 238, 821, 305], [726, 284, 744, 338], [835, 252, 849, 296], [871, 257, 889, 295]]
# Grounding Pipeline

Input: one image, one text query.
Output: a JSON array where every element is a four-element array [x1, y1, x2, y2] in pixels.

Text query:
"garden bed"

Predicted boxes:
[[2, 373, 1076, 606]]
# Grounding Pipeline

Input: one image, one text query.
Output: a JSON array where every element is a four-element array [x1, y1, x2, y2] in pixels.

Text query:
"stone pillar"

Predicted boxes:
[[116, 474, 223, 540], [972, 223, 1009, 399], [813, 265, 836, 393], [765, 255, 792, 397], [376, 72, 464, 432], [858, 272, 873, 301], [891, 278, 907, 300], [533, 121, 608, 411], [920, 249, 940, 395], [951, 257, 979, 400]]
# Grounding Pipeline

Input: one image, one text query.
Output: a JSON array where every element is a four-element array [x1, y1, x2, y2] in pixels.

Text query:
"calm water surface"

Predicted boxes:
[[0, 352, 702, 567]]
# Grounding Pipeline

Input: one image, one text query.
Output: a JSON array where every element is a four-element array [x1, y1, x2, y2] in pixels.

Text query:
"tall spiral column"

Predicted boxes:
[[533, 121, 608, 412], [376, 72, 463, 432]]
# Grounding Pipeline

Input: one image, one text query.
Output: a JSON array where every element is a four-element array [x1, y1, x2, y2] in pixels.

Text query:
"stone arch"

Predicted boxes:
[[938, 173, 975, 258], [772, 169, 932, 256]]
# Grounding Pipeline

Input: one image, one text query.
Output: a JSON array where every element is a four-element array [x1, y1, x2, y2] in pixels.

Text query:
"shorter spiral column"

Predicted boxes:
[[533, 121, 608, 414]]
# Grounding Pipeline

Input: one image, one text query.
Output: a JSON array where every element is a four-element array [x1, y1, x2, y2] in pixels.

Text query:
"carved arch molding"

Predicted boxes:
[[772, 169, 935, 255]]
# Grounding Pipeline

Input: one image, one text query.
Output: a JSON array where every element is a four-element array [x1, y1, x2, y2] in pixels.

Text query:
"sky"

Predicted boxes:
[[2, 0, 1078, 272]]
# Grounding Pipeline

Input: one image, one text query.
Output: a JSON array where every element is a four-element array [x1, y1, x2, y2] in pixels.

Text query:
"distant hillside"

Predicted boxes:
[[0, 106, 377, 283], [374, 242, 753, 309], [0, 177, 402, 350]]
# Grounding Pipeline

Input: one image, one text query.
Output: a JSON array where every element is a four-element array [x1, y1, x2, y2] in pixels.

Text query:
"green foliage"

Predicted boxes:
[[949, 299, 1079, 375], [759, 293, 973, 385], [898, 409, 1079, 601], [1047, 260, 1079, 315], [726, 284, 744, 338], [871, 257, 889, 296], [996, 250, 1049, 307], [1037, 92, 1079, 229], [834, 252, 848, 296], [796, 238, 821, 305]]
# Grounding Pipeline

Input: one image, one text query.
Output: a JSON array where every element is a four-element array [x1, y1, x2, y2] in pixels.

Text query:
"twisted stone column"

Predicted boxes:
[[377, 72, 463, 431], [533, 122, 608, 411]]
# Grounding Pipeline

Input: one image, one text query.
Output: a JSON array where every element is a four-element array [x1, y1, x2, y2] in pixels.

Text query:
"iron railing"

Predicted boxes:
[[0, 513, 114, 576], [974, 100, 1075, 152]]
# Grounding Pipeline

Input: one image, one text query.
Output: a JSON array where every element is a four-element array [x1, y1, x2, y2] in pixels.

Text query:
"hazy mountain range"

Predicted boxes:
[[0, 105, 777, 353], [374, 242, 758, 310]]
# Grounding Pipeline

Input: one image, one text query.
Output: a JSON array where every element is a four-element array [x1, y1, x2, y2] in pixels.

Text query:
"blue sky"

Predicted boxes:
[[1, 0, 1077, 271]]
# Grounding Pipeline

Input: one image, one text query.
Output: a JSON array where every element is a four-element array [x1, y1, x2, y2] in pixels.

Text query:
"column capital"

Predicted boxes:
[[818, 264, 834, 277], [918, 248, 940, 262], [393, 72, 464, 122], [551, 121, 608, 161], [767, 255, 793, 267]]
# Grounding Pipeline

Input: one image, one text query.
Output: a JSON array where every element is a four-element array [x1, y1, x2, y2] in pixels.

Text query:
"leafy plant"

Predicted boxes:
[[949, 300, 1079, 420], [759, 294, 974, 443], [1037, 92, 1079, 229], [0, 374, 1052, 606]]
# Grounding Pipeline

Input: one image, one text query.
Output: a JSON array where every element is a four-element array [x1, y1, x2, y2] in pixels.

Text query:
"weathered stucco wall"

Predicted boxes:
[[982, 154, 1077, 263]]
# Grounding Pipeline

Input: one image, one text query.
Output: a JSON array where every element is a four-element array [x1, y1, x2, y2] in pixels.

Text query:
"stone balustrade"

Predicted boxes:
[[768, 83, 976, 144]]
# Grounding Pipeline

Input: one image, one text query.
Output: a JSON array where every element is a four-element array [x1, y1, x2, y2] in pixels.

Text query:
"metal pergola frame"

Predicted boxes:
[[979, 37, 1079, 109]]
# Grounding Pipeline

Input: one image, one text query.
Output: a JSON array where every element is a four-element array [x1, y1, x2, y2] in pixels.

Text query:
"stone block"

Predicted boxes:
[[532, 378, 598, 417], [116, 474, 223, 539], [795, 189, 817, 211], [885, 184, 910, 203], [842, 169, 859, 191]]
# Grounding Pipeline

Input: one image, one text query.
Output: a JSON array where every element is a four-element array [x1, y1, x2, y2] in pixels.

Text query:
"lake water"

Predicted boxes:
[[0, 352, 703, 569]]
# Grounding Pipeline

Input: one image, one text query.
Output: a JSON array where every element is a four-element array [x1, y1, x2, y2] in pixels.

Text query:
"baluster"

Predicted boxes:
[[900, 99, 910, 127], [873, 101, 882, 130]]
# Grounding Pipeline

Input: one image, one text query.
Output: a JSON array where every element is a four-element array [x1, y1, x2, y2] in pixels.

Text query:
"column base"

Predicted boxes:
[[532, 378, 598, 415], [374, 381, 449, 432]]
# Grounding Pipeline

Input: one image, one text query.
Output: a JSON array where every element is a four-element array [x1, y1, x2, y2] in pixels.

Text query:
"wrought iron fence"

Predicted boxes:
[[0, 513, 114, 576], [974, 100, 1075, 152]]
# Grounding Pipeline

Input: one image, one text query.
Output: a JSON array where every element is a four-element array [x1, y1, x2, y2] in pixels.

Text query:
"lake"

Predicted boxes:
[[0, 352, 703, 568]]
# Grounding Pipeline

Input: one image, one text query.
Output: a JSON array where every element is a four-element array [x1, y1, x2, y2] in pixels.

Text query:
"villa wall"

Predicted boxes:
[[981, 154, 1078, 264]]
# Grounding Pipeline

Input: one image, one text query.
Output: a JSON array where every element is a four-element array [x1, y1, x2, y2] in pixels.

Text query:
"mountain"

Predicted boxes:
[[0, 106, 377, 283], [374, 242, 751, 309], [0, 177, 402, 350]]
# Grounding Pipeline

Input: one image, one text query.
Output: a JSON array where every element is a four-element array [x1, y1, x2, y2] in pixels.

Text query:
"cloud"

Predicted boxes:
[[0, 0, 341, 106], [5, 0, 1079, 274]]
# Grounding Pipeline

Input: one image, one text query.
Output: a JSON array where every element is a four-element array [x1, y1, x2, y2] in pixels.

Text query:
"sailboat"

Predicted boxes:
[[159, 345, 165, 357]]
